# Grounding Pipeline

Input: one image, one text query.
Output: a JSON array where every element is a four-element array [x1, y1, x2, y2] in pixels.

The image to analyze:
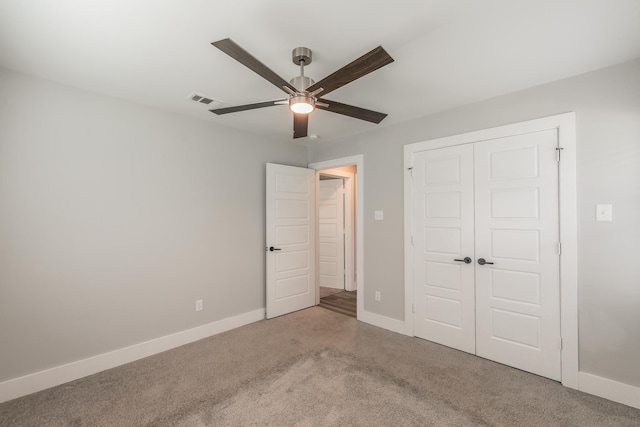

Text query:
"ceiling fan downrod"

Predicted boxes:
[[290, 47, 314, 92]]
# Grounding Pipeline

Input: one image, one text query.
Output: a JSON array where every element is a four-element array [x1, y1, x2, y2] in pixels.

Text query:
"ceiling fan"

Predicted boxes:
[[209, 38, 394, 139]]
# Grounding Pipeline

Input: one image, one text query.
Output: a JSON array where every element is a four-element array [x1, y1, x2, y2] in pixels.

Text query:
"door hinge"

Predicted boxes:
[[556, 147, 564, 162], [411, 235, 414, 246], [412, 304, 415, 314], [559, 337, 563, 350], [557, 242, 562, 255]]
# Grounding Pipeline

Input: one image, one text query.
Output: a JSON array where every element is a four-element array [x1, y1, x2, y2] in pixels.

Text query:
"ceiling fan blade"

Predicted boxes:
[[210, 100, 283, 115], [316, 99, 387, 124], [306, 46, 393, 97], [293, 113, 308, 139], [212, 38, 297, 94]]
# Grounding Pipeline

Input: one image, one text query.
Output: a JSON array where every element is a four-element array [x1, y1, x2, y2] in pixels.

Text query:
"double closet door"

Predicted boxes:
[[412, 129, 561, 381]]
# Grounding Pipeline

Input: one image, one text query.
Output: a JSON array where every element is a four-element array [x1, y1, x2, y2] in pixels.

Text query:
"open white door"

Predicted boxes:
[[266, 163, 316, 319]]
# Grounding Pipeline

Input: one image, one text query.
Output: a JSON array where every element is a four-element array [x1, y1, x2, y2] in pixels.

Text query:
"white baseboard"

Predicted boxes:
[[358, 312, 640, 410], [0, 308, 265, 403], [5, 309, 638, 412], [359, 309, 412, 336], [579, 372, 640, 410]]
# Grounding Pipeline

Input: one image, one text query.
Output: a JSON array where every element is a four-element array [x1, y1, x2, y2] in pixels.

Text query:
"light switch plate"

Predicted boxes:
[[596, 204, 612, 222], [374, 210, 384, 221]]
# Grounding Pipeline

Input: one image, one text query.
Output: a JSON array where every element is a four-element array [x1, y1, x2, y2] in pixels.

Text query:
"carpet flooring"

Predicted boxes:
[[1, 307, 639, 426]]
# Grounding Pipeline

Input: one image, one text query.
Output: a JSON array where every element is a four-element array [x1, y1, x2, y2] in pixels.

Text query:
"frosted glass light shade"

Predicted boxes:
[[289, 95, 315, 114]]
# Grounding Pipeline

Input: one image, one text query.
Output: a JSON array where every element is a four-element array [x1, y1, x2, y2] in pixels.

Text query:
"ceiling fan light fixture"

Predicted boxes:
[[210, 39, 393, 139], [289, 94, 315, 114]]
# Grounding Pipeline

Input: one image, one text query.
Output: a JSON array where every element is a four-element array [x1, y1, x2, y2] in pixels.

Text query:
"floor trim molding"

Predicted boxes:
[[579, 372, 640, 410], [359, 309, 412, 336], [0, 308, 265, 403]]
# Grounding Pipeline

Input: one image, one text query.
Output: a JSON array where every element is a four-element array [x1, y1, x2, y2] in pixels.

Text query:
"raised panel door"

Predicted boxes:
[[318, 179, 345, 290], [412, 145, 476, 353], [474, 129, 561, 380], [266, 163, 316, 319]]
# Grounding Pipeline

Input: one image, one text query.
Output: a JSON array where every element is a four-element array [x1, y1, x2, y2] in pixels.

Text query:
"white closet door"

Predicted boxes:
[[413, 145, 476, 353], [474, 130, 561, 380]]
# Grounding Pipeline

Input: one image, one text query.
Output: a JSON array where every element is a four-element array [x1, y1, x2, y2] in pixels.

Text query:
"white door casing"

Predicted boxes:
[[318, 179, 345, 290], [412, 145, 476, 353], [474, 130, 561, 380], [266, 163, 316, 319], [310, 155, 370, 326]]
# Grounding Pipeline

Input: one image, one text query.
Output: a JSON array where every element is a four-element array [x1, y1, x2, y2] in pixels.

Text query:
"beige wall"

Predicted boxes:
[[0, 69, 307, 381], [309, 59, 640, 387]]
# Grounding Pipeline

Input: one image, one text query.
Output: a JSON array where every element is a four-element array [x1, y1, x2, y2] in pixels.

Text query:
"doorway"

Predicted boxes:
[[317, 169, 356, 317], [309, 155, 364, 320], [265, 156, 364, 321]]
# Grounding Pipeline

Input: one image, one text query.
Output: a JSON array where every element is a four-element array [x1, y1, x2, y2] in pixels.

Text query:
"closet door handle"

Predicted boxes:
[[477, 258, 494, 265], [268, 246, 281, 252], [454, 257, 472, 264]]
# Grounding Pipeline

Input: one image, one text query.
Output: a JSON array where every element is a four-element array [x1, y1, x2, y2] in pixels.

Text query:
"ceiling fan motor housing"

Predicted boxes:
[[292, 47, 312, 65], [290, 76, 315, 91]]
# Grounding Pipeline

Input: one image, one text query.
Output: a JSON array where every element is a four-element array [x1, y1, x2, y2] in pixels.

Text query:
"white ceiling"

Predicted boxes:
[[2, 0, 640, 143]]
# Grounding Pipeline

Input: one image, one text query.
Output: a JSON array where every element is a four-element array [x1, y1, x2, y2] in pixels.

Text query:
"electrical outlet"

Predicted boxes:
[[195, 299, 203, 312], [375, 291, 381, 302], [596, 204, 612, 222]]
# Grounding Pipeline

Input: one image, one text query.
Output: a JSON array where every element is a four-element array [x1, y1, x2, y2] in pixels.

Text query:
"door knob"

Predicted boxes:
[[454, 257, 472, 264], [477, 258, 494, 265], [268, 246, 281, 252]]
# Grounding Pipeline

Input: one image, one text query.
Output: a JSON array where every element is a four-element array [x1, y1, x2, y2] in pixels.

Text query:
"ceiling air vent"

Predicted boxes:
[[187, 92, 224, 108]]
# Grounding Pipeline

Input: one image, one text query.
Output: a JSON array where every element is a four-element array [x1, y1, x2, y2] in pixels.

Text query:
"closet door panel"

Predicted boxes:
[[413, 145, 475, 353], [474, 129, 561, 381]]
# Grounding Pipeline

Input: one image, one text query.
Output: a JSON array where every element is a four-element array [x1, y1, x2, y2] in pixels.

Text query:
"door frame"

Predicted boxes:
[[309, 155, 364, 320], [404, 112, 578, 388], [318, 169, 356, 293]]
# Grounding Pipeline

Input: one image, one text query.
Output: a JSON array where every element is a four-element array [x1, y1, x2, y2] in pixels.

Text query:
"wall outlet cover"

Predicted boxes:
[[596, 204, 613, 222]]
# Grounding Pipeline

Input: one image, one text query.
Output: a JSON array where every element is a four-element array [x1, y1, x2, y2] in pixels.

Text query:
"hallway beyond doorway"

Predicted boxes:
[[319, 287, 356, 318]]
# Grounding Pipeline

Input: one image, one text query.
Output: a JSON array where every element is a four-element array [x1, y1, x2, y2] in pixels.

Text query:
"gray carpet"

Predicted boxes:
[[1, 307, 639, 426]]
